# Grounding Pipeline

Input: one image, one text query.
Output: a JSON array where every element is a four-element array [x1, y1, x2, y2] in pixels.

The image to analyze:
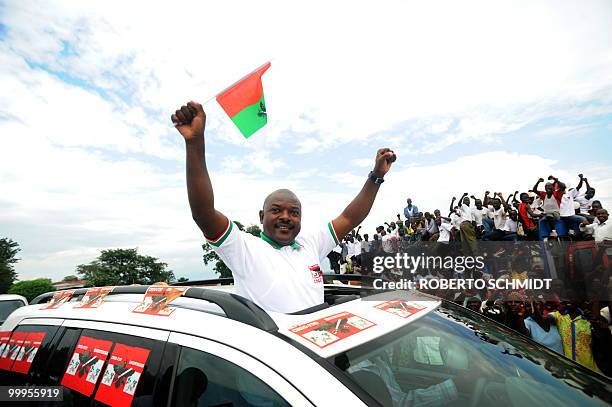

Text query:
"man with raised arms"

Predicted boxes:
[[171, 101, 396, 313]]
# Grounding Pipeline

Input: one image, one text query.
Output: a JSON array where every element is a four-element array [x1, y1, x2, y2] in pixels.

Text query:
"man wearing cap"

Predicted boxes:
[[171, 101, 396, 313]]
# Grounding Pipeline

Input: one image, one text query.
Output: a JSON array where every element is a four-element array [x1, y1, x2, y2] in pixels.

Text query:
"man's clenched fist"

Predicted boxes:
[[171, 101, 206, 142]]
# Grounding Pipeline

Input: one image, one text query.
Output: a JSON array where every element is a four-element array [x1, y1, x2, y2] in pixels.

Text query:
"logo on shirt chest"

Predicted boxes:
[[309, 264, 323, 284]]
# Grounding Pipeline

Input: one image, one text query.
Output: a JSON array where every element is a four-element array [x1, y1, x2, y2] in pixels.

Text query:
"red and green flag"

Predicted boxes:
[[216, 62, 270, 138]]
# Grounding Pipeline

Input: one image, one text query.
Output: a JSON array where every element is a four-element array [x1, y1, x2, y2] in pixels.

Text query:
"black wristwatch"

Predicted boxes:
[[368, 171, 385, 185]]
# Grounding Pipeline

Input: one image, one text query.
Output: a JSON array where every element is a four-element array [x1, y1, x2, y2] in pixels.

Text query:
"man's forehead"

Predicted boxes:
[[263, 190, 301, 208]]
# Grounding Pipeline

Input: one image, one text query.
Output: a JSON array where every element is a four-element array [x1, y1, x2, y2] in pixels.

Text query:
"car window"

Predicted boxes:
[[0, 300, 26, 323], [171, 346, 291, 407], [35, 327, 167, 407], [0, 324, 60, 386], [332, 302, 612, 407]]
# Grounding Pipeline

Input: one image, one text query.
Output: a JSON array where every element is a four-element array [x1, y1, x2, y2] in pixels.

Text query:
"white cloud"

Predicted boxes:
[[1, 0, 611, 283]]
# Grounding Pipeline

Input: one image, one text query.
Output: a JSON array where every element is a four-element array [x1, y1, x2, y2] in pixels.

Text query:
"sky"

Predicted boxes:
[[1, 0, 611, 282]]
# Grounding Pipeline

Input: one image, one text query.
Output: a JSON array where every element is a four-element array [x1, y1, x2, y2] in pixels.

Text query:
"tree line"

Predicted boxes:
[[0, 222, 257, 301]]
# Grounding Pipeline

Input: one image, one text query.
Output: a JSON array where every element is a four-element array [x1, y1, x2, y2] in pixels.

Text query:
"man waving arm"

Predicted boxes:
[[171, 101, 228, 239], [332, 148, 396, 241]]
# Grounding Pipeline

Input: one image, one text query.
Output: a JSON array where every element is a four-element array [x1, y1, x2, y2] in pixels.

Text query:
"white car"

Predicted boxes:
[[0, 294, 28, 325], [0, 278, 611, 407]]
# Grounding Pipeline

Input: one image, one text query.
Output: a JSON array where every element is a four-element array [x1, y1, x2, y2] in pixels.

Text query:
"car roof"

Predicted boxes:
[[0, 294, 28, 304], [2, 277, 440, 359]]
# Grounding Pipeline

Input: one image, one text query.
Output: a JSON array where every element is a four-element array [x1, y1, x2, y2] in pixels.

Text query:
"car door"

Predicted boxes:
[[167, 332, 314, 407], [25, 319, 171, 407]]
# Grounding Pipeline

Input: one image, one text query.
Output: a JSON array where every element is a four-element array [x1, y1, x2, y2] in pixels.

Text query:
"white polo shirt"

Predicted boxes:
[[207, 221, 338, 313], [560, 189, 579, 217]]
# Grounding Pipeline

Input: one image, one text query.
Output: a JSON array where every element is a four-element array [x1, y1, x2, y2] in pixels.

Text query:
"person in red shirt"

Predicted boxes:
[[533, 176, 565, 238], [518, 192, 543, 240]]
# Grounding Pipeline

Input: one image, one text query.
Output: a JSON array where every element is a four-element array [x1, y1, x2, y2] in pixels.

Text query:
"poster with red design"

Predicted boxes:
[[41, 290, 75, 309], [11, 331, 47, 374], [289, 312, 376, 348], [0, 331, 19, 371], [132, 286, 188, 316], [0, 331, 28, 371], [61, 336, 112, 396], [74, 287, 114, 309], [94, 343, 151, 407], [374, 300, 426, 318]]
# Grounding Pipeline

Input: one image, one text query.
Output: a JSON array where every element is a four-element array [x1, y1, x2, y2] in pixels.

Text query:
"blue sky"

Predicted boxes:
[[1, 0, 611, 282]]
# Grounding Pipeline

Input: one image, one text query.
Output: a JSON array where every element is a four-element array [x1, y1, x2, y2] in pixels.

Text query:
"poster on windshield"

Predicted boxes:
[[41, 289, 75, 309], [11, 331, 47, 374], [132, 286, 188, 316], [374, 300, 426, 319], [61, 335, 112, 396], [94, 343, 151, 407], [74, 286, 114, 309], [289, 312, 376, 348]]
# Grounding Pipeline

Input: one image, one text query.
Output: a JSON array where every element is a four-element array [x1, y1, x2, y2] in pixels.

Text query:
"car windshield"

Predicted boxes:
[[0, 300, 25, 323], [330, 301, 612, 407]]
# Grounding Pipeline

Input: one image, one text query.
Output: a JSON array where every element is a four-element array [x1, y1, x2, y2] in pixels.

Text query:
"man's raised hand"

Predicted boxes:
[[372, 148, 396, 176], [171, 101, 206, 142]]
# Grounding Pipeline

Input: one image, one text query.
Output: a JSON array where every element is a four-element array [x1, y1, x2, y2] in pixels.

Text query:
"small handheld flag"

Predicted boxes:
[[216, 62, 271, 138]]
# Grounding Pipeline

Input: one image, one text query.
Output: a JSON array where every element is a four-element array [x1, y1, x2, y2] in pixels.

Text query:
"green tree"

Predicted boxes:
[[0, 238, 20, 294], [8, 278, 55, 302], [76, 248, 175, 287], [202, 222, 261, 278], [177, 277, 189, 283], [63, 275, 79, 281]]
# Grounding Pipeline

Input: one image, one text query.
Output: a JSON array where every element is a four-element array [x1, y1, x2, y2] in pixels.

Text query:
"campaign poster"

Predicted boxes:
[[0, 331, 28, 371], [132, 286, 188, 316], [0, 332, 11, 369], [94, 343, 151, 407], [374, 300, 426, 318], [60, 336, 112, 396], [0, 332, 16, 370], [11, 331, 47, 374], [289, 312, 376, 348], [41, 290, 75, 310], [74, 287, 114, 309]]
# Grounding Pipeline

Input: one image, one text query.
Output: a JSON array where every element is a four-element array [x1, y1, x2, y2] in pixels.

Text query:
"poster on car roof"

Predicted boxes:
[[132, 285, 188, 316], [61, 335, 112, 396], [289, 312, 376, 348], [74, 286, 114, 309], [94, 343, 151, 407], [11, 331, 47, 374], [41, 289, 75, 309], [374, 300, 427, 318]]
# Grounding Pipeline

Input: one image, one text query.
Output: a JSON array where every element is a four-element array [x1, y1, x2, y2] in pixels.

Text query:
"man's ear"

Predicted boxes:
[[259, 210, 264, 224]]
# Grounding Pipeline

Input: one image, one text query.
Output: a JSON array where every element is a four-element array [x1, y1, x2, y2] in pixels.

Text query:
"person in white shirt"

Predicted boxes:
[[580, 209, 612, 244], [574, 174, 596, 216], [469, 196, 488, 237], [172, 101, 396, 313], [556, 181, 586, 235], [452, 193, 477, 256], [501, 211, 519, 241]]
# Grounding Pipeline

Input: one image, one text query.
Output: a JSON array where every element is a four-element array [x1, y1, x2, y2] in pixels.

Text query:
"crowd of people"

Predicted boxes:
[[326, 173, 611, 376]]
